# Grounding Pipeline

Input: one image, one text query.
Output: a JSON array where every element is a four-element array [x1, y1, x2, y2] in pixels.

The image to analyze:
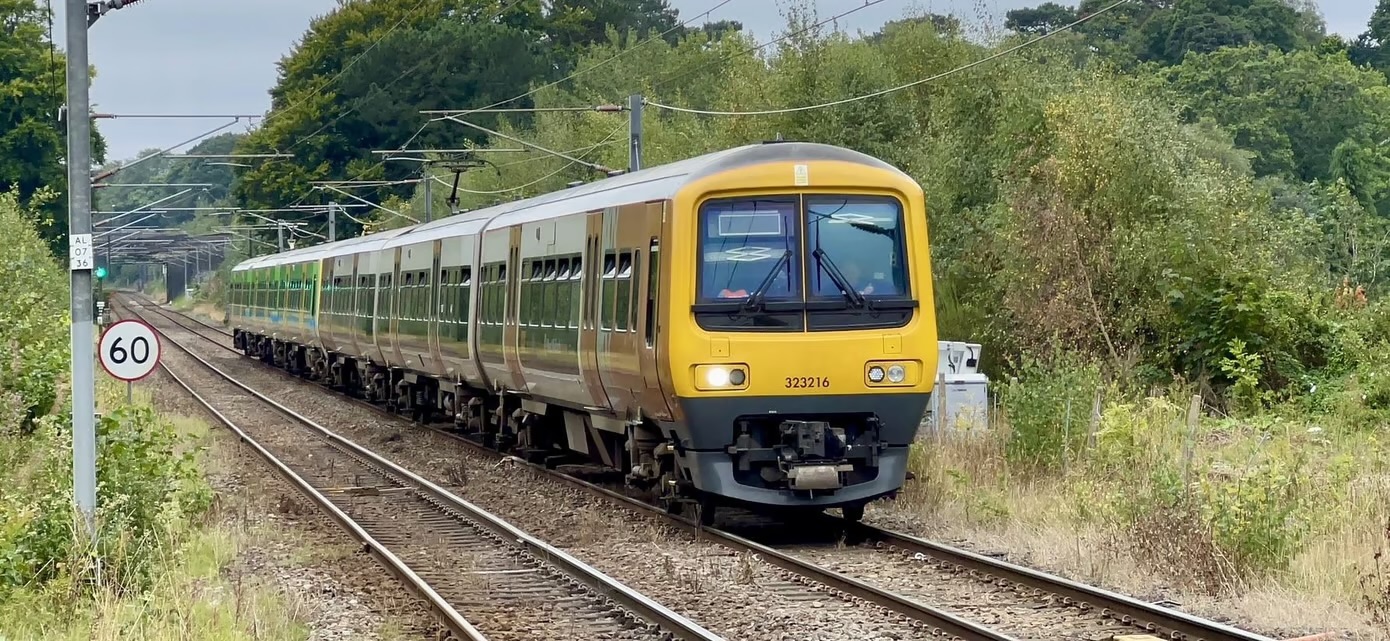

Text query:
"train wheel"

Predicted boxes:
[[697, 497, 717, 528], [842, 503, 865, 523]]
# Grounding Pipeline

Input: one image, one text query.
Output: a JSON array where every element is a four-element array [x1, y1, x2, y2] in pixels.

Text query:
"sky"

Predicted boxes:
[[52, 0, 1380, 162]]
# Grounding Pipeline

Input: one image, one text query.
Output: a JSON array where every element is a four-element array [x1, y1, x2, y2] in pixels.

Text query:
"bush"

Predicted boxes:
[[0, 190, 211, 599], [0, 404, 210, 597], [996, 347, 1102, 469], [0, 190, 70, 428]]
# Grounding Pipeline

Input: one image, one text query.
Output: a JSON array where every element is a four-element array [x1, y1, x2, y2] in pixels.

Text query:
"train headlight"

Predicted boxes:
[[865, 360, 920, 387], [694, 364, 750, 391]]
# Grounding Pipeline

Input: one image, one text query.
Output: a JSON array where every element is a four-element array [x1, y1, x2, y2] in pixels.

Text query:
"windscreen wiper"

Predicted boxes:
[[813, 248, 866, 308], [744, 249, 792, 311]]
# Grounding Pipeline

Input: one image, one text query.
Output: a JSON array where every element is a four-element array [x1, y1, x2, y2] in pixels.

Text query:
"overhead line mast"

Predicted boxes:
[[67, 0, 149, 538]]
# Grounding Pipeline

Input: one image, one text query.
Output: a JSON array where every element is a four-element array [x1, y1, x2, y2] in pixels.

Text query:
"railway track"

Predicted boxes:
[[112, 298, 724, 641], [128, 294, 1279, 641]]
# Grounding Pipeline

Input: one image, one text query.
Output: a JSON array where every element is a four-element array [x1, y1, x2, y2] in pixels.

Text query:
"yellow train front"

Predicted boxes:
[[652, 143, 937, 520]]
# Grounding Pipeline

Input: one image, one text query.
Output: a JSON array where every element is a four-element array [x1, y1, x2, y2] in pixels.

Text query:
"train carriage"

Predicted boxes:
[[231, 141, 937, 521]]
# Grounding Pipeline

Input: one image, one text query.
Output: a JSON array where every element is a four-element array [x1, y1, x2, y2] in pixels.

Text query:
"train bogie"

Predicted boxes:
[[227, 141, 938, 519]]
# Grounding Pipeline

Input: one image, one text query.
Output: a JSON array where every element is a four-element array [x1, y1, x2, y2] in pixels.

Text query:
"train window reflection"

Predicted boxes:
[[805, 196, 908, 299], [698, 197, 799, 301]]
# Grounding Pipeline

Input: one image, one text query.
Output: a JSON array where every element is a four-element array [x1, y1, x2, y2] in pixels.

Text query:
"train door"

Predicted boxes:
[[426, 239, 444, 375], [348, 255, 365, 359], [634, 201, 674, 421], [596, 205, 645, 418], [501, 226, 528, 391], [579, 212, 614, 412]]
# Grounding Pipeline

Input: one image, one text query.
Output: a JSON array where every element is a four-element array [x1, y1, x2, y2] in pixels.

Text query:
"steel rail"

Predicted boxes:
[[108, 301, 487, 641], [844, 523, 1276, 641], [115, 296, 728, 641], [140, 297, 1274, 641]]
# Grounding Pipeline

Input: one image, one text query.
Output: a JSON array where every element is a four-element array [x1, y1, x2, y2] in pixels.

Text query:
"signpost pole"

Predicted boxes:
[[65, 0, 97, 536]]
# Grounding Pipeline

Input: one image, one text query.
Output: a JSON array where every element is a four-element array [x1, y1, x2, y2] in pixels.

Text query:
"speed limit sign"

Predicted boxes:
[[98, 320, 161, 382]]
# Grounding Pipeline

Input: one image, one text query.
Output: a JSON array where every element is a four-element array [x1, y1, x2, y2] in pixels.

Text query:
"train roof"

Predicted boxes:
[[231, 227, 412, 271], [231, 141, 902, 268]]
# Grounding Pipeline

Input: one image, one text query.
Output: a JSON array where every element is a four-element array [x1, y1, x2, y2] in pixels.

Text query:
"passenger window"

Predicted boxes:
[[461, 267, 472, 286], [615, 251, 632, 332], [646, 237, 660, 345], [601, 251, 617, 330]]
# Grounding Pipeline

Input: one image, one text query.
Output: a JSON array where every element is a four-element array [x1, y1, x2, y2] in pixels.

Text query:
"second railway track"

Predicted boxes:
[[127, 294, 1280, 641]]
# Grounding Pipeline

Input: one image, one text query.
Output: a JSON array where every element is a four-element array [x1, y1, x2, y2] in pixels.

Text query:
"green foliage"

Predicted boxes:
[[0, 190, 70, 427], [1219, 338, 1267, 415], [231, 0, 688, 244], [996, 349, 1102, 468], [0, 405, 210, 598], [95, 133, 245, 229], [0, 0, 107, 246], [1162, 45, 1390, 187], [0, 190, 207, 601], [1005, 0, 1325, 67]]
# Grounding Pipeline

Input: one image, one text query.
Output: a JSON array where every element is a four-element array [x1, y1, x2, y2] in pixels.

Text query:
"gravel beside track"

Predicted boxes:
[[124, 297, 947, 641], [118, 301, 705, 641]]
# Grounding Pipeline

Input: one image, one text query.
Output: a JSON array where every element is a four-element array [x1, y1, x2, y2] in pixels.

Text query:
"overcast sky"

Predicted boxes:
[[54, 0, 1378, 161]]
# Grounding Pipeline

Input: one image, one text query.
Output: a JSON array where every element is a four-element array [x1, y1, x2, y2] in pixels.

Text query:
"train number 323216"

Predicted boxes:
[[784, 376, 830, 389]]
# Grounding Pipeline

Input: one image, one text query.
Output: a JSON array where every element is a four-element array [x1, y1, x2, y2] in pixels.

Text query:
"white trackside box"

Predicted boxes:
[[924, 341, 990, 435]]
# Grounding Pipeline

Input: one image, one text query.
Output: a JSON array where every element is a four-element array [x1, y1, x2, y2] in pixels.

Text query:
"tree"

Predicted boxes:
[[1004, 0, 1325, 66], [1005, 2, 1080, 35], [0, 0, 107, 246], [231, 0, 552, 239], [1162, 45, 1390, 187], [1352, 0, 1390, 75], [544, 0, 680, 59]]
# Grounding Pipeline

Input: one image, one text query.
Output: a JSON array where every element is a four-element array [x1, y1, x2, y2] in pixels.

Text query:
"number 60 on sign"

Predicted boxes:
[[98, 320, 161, 382]]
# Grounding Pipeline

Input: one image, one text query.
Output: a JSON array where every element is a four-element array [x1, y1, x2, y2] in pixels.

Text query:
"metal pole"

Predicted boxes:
[[629, 94, 643, 172], [423, 167, 433, 223], [65, 0, 97, 537], [329, 201, 337, 242], [277, 223, 285, 252]]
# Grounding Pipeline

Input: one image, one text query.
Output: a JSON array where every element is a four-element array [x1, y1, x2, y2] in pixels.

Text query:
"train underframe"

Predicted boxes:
[[233, 329, 918, 525]]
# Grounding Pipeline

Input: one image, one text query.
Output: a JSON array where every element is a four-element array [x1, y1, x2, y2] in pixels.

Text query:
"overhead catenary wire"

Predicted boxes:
[[276, 0, 533, 213], [441, 121, 629, 196], [94, 118, 244, 183], [645, 0, 1131, 116]]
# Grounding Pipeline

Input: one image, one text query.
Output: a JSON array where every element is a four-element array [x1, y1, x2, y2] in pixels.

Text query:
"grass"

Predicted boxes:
[[0, 381, 313, 640], [884, 391, 1390, 637], [0, 525, 311, 641]]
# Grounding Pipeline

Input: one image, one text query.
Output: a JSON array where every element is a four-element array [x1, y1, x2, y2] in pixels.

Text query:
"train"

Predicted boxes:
[[226, 141, 938, 523]]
